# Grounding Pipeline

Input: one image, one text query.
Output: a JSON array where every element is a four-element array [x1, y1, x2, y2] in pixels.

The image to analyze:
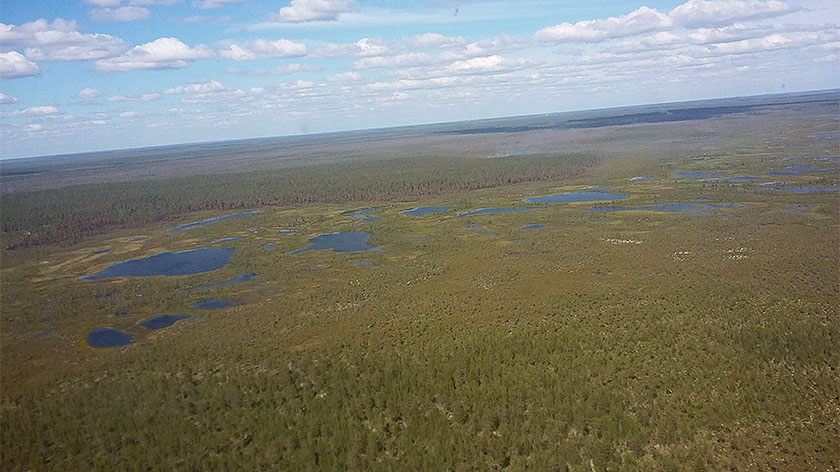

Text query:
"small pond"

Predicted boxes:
[[260, 243, 279, 249], [286, 231, 376, 254], [277, 229, 297, 234], [352, 261, 379, 267], [771, 186, 840, 193], [81, 248, 235, 280], [92, 249, 110, 254], [518, 224, 546, 230], [630, 176, 654, 181], [401, 206, 452, 216], [341, 207, 388, 224], [525, 191, 627, 204], [193, 298, 235, 309], [140, 315, 189, 330], [167, 211, 263, 232], [766, 167, 836, 176], [699, 176, 763, 182], [408, 237, 426, 242], [198, 272, 257, 290], [780, 204, 810, 212], [674, 172, 724, 178], [87, 328, 134, 348], [213, 237, 244, 243], [457, 207, 543, 217]]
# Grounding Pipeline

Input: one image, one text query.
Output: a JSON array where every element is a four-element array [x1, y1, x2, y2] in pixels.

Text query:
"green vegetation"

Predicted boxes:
[[1, 94, 838, 470]]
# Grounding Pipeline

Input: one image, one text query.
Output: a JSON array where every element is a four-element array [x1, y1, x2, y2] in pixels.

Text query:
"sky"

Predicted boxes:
[[0, 0, 838, 159]]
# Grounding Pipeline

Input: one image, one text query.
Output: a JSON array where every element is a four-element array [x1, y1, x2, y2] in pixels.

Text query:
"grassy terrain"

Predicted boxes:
[[1, 93, 838, 470]]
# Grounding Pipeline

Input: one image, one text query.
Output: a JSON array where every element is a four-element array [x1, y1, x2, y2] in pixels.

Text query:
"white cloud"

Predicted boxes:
[[94, 37, 213, 71], [351, 52, 434, 69], [84, 0, 120, 6], [220, 39, 307, 61], [24, 123, 43, 132], [119, 111, 140, 118], [88, 119, 107, 125], [192, 0, 242, 9], [0, 92, 19, 104], [328, 71, 360, 81], [0, 51, 40, 78], [165, 79, 225, 94], [2, 105, 60, 118], [535, 6, 673, 42], [670, 0, 793, 28], [0, 19, 127, 61], [317, 37, 389, 57], [107, 92, 161, 101], [89, 6, 151, 22], [78, 88, 103, 99], [274, 0, 355, 22]]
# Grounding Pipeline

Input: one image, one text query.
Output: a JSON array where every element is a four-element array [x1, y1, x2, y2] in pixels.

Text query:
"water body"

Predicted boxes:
[[401, 206, 452, 216], [586, 186, 616, 191], [780, 204, 810, 212], [92, 249, 110, 254], [127, 237, 145, 241], [408, 237, 426, 242], [140, 315, 189, 330], [34, 329, 54, 338], [456, 207, 543, 217], [166, 211, 263, 232], [760, 181, 794, 187], [212, 237, 244, 243], [114, 311, 129, 318], [277, 229, 297, 234], [87, 328, 134, 348], [81, 248, 235, 280], [772, 186, 840, 193], [525, 191, 627, 204], [700, 176, 763, 182], [518, 224, 546, 230], [193, 298, 235, 310], [260, 243, 279, 249], [467, 225, 484, 232], [675, 172, 725, 178], [341, 207, 388, 224], [588, 203, 737, 213], [630, 176, 654, 181], [198, 272, 257, 290], [286, 231, 376, 254]]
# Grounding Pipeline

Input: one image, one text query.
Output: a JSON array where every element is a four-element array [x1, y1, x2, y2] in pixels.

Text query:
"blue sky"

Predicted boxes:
[[1, 0, 837, 159]]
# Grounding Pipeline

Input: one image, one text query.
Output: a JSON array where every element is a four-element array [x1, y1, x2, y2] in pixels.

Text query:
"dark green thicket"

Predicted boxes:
[[1, 153, 597, 249]]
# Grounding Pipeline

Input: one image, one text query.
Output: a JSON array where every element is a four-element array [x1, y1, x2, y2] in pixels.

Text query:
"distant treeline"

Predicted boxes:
[[1, 153, 600, 249]]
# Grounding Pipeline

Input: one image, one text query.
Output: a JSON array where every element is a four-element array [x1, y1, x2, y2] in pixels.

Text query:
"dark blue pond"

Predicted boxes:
[[525, 191, 627, 204], [140, 315, 189, 330], [341, 207, 388, 224], [92, 248, 110, 254], [114, 311, 129, 318], [166, 211, 263, 232], [277, 229, 297, 234], [700, 176, 763, 182], [260, 243, 278, 249], [518, 224, 546, 230], [675, 172, 724, 178], [199, 272, 257, 290], [81, 248, 235, 280], [772, 186, 840, 193], [588, 203, 736, 213], [213, 237, 244, 243], [286, 231, 376, 254], [193, 298, 235, 310], [127, 237, 145, 241], [630, 176, 654, 181], [401, 206, 452, 216], [457, 207, 543, 217], [87, 328, 134, 348]]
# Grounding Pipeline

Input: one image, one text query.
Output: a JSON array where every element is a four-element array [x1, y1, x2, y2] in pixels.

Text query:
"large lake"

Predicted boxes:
[[81, 248, 235, 280]]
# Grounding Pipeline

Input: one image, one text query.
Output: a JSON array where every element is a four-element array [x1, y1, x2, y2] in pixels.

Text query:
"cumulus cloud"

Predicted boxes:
[[328, 71, 361, 81], [535, 6, 673, 42], [2, 105, 60, 118], [107, 92, 161, 101], [0, 51, 40, 78], [192, 0, 242, 9], [0, 92, 19, 104], [165, 79, 225, 94], [94, 37, 213, 71], [84, 0, 120, 6], [317, 37, 389, 57], [119, 111, 140, 118], [0, 19, 127, 61], [273, 0, 355, 22], [220, 39, 307, 61], [24, 123, 43, 132], [78, 88, 103, 99], [89, 6, 151, 22], [670, 0, 793, 28]]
